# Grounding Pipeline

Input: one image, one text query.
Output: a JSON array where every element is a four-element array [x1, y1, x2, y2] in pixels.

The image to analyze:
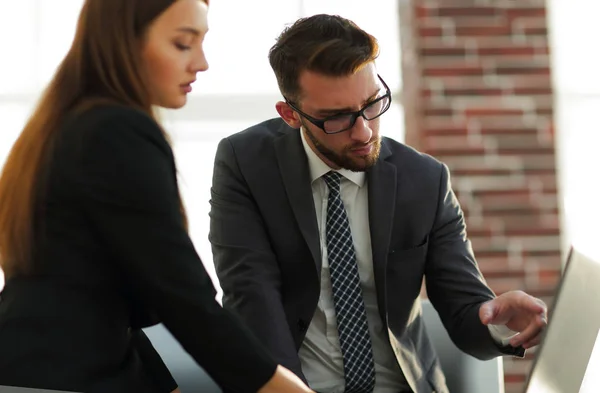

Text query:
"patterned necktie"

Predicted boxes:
[[323, 171, 375, 393]]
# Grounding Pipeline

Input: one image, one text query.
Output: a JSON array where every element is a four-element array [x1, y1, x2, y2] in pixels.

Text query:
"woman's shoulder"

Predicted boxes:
[[67, 104, 159, 133], [60, 103, 169, 151]]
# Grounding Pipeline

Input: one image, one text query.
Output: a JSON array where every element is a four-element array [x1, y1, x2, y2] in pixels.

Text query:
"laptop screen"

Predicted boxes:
[[524, 248, 600, 393]]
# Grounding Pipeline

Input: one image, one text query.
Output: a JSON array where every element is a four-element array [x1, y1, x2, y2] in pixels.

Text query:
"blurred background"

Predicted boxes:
[[0, 0, 598, 391]]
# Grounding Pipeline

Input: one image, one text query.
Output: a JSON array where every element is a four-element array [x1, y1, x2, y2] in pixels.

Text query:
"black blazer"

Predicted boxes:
[[0, 105, 276, 393], [209, 118, 522, 393]]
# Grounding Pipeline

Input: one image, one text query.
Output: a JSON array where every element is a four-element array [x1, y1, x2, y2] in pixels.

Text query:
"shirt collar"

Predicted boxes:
[[300, 129, 366, 188]]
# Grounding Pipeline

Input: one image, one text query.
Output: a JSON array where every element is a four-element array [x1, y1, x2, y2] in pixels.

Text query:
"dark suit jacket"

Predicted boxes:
[[210, 118, 521, 393], [0, 105, 276, 393]]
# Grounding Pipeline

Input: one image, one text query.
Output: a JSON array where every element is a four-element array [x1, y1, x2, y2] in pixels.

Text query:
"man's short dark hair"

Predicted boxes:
[[269, 14, 379, 102]]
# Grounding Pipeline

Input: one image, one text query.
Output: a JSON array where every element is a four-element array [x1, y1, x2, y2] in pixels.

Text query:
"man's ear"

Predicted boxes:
[[275, 101, 302, 129]]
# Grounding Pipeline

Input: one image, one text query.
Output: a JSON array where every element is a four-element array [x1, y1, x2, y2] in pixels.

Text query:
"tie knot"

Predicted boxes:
[[323, 171, 342, 192]]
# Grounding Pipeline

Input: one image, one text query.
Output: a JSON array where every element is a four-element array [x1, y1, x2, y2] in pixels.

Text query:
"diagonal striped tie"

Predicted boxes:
[[323, 171, 375, 393]]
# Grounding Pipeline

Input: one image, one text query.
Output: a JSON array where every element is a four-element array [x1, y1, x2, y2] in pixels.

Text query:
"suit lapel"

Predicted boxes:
[[274, 128, 322, 273], [368, 141, 397, 324]]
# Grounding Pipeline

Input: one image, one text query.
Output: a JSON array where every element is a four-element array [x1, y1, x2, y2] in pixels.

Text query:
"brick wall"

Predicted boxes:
[[398, 0, 562, 391]]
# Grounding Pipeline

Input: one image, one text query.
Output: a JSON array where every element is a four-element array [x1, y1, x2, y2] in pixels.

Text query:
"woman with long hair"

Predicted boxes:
[[0, 1, 313, 392]]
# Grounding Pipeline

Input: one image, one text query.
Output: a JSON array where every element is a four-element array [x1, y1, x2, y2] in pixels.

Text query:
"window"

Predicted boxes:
[[548, 0, 600, 263], [0, 1, 403, 293]]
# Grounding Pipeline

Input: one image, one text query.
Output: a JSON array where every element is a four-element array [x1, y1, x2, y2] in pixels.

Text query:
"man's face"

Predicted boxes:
[[293, 63, 384, 172]]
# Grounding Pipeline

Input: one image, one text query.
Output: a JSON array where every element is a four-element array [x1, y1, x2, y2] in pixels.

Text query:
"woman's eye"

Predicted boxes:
[[175, 43, 191, 51]]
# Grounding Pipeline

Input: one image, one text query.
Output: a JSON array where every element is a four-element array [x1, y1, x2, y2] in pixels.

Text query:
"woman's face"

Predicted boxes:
[[142, 0, 209, 109]]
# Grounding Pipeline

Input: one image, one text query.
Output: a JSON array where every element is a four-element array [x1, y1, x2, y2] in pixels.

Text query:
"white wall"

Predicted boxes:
[[547, 0, 600, 263]]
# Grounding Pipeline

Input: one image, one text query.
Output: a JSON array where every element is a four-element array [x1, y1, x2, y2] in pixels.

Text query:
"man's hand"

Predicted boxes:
[[479, 290, 548, 349]]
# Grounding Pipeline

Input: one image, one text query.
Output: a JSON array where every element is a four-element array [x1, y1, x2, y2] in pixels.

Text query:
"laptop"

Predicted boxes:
[[524, 247, 600, 393]]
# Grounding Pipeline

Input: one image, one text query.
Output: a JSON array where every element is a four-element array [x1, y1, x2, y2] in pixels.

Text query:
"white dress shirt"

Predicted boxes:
[[297, 130, 515, 393], [298, 131, 410, 393]]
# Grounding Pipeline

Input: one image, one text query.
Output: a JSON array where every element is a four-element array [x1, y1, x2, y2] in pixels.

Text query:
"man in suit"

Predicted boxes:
[[209, 14, 548, 393]]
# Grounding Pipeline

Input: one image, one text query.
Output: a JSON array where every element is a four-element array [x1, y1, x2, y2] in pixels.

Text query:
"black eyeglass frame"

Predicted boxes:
[[284, 74, 392, 134]]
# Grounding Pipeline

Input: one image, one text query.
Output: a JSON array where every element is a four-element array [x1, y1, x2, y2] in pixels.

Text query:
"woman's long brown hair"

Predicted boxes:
[[0, 0, 205, 276]]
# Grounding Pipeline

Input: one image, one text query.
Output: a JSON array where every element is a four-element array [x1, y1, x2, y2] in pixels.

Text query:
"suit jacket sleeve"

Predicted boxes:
[[131, 329, 178, 392], [209, 137, 306, 380], [75, 107, 277, 393], [425, 163, 523, 359]]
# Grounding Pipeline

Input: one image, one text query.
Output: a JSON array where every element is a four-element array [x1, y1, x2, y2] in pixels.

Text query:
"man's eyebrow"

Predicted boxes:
[[315, 89, 382, 116]]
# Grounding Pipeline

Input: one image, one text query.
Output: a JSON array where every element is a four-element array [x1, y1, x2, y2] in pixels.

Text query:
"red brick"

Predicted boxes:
[[479, 192, 558, 210], [421, 36, 547, 50], [422, 57, 483, 70], [480, 128, 540, 136], [468, 213, 555, 232], [472, 249, 509, 259], [493, 134, 554, 149], [423, 0, 544, 6], [423, 106, 549, 120], [519, 154, 557, 170], [464, 206, 559, 218], [424, 65, 486, 77], [505, 8, 546, 20], [419, 27, 445, 37], [421, 88, 433, 98], [466, 226, 495, 238], [523, 26, 547, 36], [494, 55, 551, 67], [495, 66, 550, 76], [464, 108, 524, 117], [423, 107, 455, 117], [487, 277, 527, 294], [526, 255, 562, 268], [478, 192, 535, 209], [455, 26, 512, 36], [437, 7, 498, 17], [425, 146, 487, 155], [527, 288, 558, 298], [421, 47, 467, 57], [478, 46, 548, 56], [498, 75, 552, 88], [406, 2, 559, 390], [452, 168, 520, 176], [484, 269, 526, 279], [415, 6, 430, 19], [450, 16, 505, 27], [444, 87, 504, 96], [441, 156, 525, 173], [505, 372, 528, 383], [471, 187, 558, 198], [422, 125, 467, 136], [536, 108, 553, 116], [513, 87, 553, 95], [523, 250, 561, 258], [452, 165, 555, 177], [538, 268, 561, 285], [506, 227, 560, 237], [504, 215, 560, 233], [503, 357, 534, 376], [423, 76, 497, 90], [474, 116, 547, 130]]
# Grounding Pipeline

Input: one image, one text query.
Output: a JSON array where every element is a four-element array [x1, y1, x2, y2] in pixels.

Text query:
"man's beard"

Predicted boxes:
[[303, 123, 381, 172]]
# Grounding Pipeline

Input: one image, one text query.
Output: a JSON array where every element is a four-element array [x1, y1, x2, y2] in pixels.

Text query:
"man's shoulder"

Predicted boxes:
[[228, 117, 291, 145], [381, 136, 444, 171]]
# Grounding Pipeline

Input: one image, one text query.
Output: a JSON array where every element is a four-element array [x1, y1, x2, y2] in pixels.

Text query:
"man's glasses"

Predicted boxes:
[[285, 74, 392, 134]]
